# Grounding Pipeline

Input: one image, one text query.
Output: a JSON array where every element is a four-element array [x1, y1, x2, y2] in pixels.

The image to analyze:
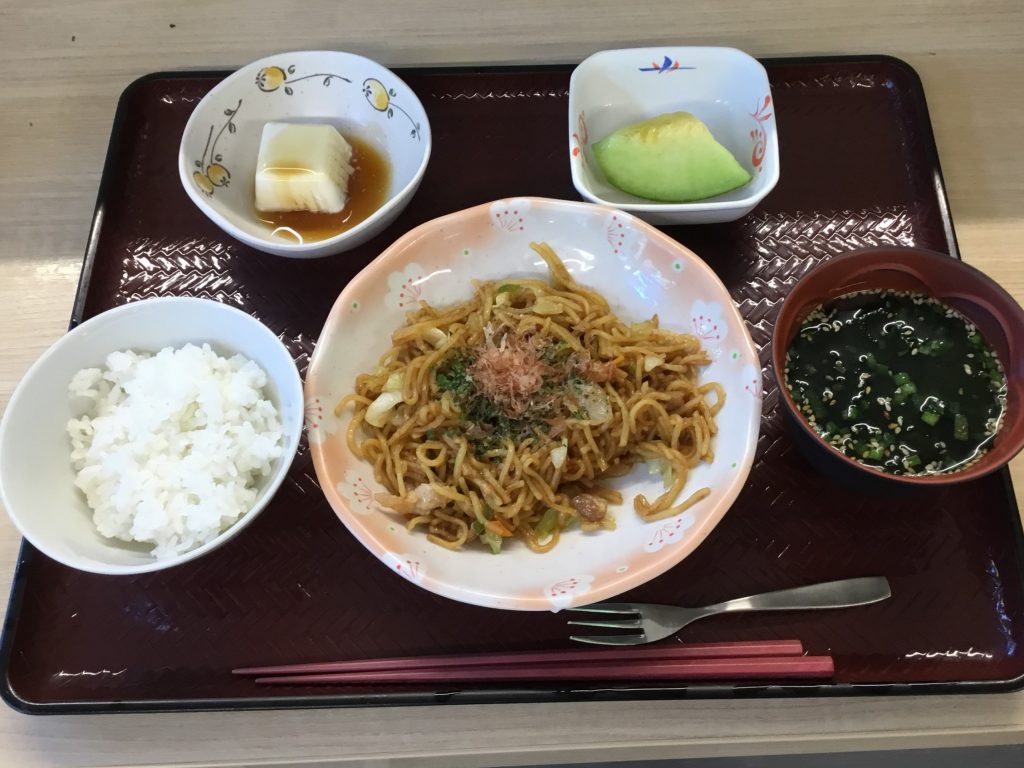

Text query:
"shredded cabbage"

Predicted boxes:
[[550, 438, 569, 469], [366, 390, 403, 427], [645, 457, 674, 489]]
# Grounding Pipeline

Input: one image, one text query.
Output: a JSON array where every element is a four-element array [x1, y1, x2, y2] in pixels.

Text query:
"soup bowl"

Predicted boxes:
[[772, 247, 1024, 489]]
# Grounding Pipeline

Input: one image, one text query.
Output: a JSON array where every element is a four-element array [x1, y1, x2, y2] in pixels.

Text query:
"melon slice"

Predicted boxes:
[[592, 112, 752, 202]]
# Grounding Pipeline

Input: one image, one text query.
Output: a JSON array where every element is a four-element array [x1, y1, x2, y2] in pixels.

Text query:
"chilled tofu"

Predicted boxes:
[[254, 123, 355, 214]]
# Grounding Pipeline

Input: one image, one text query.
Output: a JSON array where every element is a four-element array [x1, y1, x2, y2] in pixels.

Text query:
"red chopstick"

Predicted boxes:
[[253, 656, 834, 685], [233, 639, 804, 677]]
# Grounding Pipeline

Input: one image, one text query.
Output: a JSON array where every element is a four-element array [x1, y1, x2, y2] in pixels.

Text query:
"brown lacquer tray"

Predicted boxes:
[[4, 57, 1024, 714]]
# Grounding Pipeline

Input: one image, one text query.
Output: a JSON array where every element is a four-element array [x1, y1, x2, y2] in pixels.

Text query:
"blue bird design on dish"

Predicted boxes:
[[639, 55, 696, 73]]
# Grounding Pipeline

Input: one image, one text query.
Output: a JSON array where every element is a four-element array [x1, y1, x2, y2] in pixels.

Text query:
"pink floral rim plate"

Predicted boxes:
[[305, 198, 761, 610]]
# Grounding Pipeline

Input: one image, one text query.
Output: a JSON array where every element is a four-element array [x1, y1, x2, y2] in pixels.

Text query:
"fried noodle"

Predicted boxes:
[[336, 243, 724, 553]]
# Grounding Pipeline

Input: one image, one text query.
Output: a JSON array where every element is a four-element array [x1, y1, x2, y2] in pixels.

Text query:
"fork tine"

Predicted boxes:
[[570, 633, 648, 646], [565, 603, 641, 615], [566, 617, 644, 629]]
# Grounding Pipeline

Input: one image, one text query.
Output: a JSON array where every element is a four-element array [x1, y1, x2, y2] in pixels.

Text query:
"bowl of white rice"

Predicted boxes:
[[0, 297, 304, 574]]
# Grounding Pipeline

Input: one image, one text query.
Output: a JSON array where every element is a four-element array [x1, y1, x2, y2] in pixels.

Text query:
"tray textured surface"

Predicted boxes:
[[3, 59, 1023, 711]]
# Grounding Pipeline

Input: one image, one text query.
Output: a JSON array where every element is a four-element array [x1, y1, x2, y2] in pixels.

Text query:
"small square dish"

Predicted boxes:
[[568, 47, 779, 225]]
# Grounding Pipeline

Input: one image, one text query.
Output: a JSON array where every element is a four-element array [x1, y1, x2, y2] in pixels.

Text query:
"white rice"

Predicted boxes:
[[67, 343, 284, 559]]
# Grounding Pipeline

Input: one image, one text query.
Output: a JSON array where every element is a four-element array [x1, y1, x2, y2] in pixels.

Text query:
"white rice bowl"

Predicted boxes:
[[67, 343, 284, 559], [0, 296, 303, 575]]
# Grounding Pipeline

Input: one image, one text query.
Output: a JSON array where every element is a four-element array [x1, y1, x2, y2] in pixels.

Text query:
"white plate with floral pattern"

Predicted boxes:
[[305, 198, 761, 610]]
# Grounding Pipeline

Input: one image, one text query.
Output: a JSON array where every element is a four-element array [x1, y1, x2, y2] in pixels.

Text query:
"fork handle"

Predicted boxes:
[[705, 577, 891, 616]]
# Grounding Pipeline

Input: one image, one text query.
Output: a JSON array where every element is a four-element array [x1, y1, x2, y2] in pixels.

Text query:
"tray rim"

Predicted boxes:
[[4, 54, 1024, 715]]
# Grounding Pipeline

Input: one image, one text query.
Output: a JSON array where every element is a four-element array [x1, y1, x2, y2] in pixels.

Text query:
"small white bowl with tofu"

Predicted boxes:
[[178, 51, 431, 258]]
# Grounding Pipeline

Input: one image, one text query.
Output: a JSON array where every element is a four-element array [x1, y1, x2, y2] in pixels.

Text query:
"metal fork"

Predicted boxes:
[[568, 576, 891, 645]]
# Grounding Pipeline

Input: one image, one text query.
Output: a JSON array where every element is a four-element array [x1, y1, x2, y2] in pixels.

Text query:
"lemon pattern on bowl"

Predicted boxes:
[[191, 99, 240, 197], [363, 78, 422, 140], [255, 64, 351, 95], [251, 66, 421, 142]]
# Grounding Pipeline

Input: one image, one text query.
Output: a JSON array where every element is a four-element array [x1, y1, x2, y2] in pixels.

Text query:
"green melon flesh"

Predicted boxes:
[[592, 112, 752, 202]]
